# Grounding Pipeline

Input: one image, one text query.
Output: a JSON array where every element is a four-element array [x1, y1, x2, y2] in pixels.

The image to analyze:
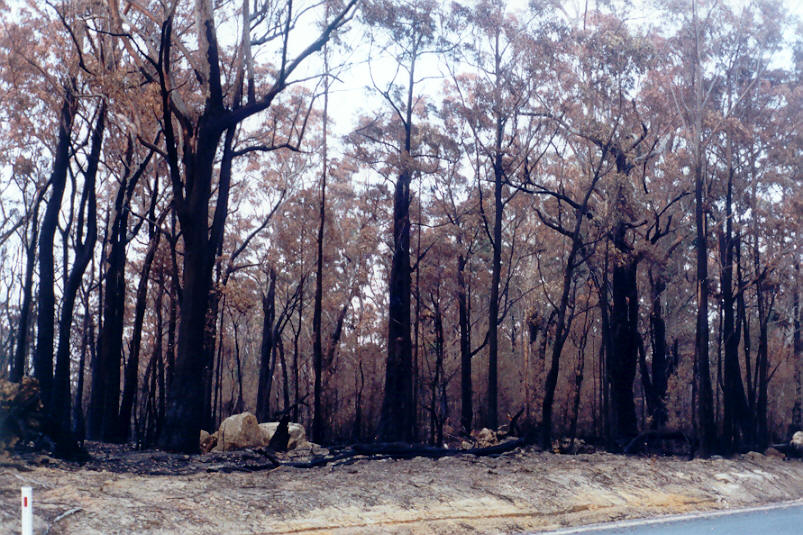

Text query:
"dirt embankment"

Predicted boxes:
[[1, 447, 802, 534]]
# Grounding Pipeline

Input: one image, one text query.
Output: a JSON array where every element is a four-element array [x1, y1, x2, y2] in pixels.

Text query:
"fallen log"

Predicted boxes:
[[203, 438, 530, 473], [352, 439, 526, 459]]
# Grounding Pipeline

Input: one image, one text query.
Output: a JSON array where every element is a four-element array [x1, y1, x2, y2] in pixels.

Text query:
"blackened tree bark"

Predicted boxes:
[[117, 206, 165, 441], [256, 269, 277, 422], [457, 254, 472, 434], [89, 139, 151, 442], [487, 111, 504, 431], [647, 271, 669, 428], [312, 40, 330, 444], [541, 235, 582, 450], [584, 136, 650, 445], [376, 39, 418, 443], [10, 187, 44, 382], [35, 84, 76, 410], [608, 243, 640, 442], [151, 0, 356, 453], [754, 239, 771, 448], [72, 291, 92, 443], [429, 286, 446, 446], [539, 157, 604, 449], [690, 1, 716, 456], [719, 160, 752, 452], [52, 103, 104, 428]]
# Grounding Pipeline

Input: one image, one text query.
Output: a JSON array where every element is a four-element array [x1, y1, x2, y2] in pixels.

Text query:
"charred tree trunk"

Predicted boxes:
[[202, 278, 222, 431], [756, 288, 770, 447], [52, 103, 103, 429], [291, 291, 303, 423], [72, 293, 92, 443], [457, 254, 472, 434], [378, 162, 414, 442], [279, 326, 290, 415], [719, 166, 751, 452], [312, 47, 329, 442], [90, 135, 151, 441], [647, 273, 669, 429], [35, 85, 76, 410], [693, 155, 715, 455], [159, 119, 223, 452], [233, 320, 245, 414], [155, 0, 356, 452], [542, 235, 584, 449], [487, 126, 503, 431], [10, 189, 44, 382], [691, 3, 716, 455], [377, 49, 417, 442], [118, 219, 162, 441], [256, 269, 277, 422], [609, 245, 640, 443], [429, 287, 446, 446]]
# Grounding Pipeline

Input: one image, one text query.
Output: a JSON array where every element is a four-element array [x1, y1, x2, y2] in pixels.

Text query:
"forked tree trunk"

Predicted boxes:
[[90, 135, 151, 442], [719, 163, 751, 452], [118, 219, 162, 441], [52, 103, 103, 429], [35, 85, 76, 410]]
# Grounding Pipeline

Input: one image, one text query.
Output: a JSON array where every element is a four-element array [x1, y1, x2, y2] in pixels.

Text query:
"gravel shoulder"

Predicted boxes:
[[1, 447, 802, 534]]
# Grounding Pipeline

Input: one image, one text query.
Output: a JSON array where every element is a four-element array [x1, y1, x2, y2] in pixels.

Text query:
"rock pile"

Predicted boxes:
[[199, 412, 309, 453]]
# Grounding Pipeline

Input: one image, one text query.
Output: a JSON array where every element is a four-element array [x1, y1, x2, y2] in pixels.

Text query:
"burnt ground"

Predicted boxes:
[[1, 442, 802, 534]]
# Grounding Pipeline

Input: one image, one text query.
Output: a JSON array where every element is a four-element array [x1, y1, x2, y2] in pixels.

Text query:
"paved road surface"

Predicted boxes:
[[535, 502, 803, 534]]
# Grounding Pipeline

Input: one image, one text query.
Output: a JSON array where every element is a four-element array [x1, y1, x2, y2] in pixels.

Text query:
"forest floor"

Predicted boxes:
[[1, 443, 802, 535]]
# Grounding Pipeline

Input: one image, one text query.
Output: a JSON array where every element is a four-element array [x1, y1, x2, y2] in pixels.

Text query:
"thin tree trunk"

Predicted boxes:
[[118, 220, 162, 441], [10, 189, 43, 382], [312, 40, 329, 442], [53, 104, 103, 429], [691, 0, 716, 456], [256, 269, 277, 422], [35, 85, 76, 410], [72, 293, 91, 443], [487, 120, 503, 431], [458, 254, 472, 434], [233, 320, 244, 414], [648, 272, 669, 429]]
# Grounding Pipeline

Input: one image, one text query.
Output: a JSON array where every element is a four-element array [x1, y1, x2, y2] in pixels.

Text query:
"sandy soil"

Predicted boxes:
[[1, 447, 802, 534]]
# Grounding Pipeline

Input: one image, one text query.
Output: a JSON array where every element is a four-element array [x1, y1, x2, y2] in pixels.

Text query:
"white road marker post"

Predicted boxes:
[[21, 486, 32, 535]]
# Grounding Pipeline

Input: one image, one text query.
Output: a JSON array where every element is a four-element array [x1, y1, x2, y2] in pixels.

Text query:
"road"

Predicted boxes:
[[535, 502, 803, 534]]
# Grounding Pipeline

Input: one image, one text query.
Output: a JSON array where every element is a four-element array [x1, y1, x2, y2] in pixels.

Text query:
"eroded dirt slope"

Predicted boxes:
[[1, 448, 802, 534]]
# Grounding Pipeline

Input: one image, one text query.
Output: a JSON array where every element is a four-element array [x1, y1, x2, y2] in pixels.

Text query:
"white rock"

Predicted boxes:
[[791, 431, 803, 454], [213, 412, 265, 452]]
